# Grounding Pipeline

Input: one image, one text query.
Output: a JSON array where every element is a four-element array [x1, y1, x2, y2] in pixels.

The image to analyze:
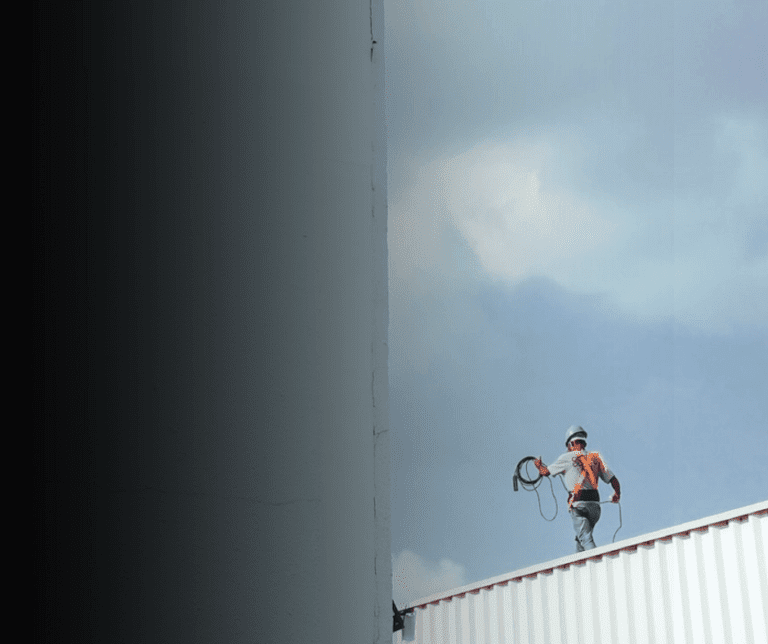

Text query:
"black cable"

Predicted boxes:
[[513, 456, 541, 486], [514, 456, 623, 541], [513, 457, 559, 521]]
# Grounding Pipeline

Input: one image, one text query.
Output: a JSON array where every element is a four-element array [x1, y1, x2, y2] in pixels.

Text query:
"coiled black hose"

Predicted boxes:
[[513, 456, 559, 521], [512, 456, 542, 489], [513, 455, 622, 540]]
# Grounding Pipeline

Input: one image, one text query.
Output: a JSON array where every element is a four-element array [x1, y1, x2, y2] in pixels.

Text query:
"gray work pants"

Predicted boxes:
[[569, 502, 601, 552]]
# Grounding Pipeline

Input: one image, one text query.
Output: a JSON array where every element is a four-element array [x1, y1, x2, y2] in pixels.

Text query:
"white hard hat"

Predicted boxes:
[[565, 425, 588, 446]]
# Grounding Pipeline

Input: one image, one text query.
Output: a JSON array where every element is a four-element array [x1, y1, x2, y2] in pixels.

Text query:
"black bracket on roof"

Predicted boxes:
[[393, 601, 408, 633]]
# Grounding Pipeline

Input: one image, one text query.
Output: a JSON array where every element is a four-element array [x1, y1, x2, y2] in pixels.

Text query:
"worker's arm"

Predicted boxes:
[[533, 457, 550, 477], [609, 476, 621, 503]]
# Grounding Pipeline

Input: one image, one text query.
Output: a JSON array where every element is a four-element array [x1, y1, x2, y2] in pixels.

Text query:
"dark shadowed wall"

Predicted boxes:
[[37, 2, 389, 641]]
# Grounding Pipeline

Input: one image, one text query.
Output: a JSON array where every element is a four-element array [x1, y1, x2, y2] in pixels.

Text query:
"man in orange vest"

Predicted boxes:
[[534, 426, 621, 552]]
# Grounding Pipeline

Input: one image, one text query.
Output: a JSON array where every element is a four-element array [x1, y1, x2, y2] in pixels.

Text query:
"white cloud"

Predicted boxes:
[[412, 121, 768, 333], [392, 550, 468, 607], [388, 156, 461, 296], [440, 139, 616, 285]]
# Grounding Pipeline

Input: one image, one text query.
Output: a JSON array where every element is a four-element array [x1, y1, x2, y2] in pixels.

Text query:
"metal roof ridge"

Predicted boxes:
[[405, 499, 768, 610]]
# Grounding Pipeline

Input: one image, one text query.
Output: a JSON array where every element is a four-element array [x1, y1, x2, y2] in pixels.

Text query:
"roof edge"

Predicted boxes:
[[406, 499, 768, 610]]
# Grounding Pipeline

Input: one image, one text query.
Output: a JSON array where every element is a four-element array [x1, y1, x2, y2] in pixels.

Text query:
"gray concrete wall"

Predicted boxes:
[[38, 1, 389, 642]]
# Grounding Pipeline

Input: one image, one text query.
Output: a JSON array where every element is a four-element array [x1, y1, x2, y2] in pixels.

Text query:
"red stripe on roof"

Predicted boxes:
[[406, 504, 767, 611]]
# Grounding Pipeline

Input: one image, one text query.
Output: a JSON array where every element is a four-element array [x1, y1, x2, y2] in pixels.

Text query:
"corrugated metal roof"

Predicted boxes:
[[397, 500, 768, 644]]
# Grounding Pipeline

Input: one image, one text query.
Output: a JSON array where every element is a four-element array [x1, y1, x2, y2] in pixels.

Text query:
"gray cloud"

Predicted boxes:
[[386, 0, 768, 588]]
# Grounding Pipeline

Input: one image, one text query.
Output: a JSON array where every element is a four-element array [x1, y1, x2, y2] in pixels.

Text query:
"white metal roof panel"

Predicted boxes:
[[395, 500, 768, 644]]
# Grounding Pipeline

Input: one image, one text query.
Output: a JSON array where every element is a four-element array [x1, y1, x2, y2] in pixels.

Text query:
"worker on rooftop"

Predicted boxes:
[[534, 426, 621, 552]]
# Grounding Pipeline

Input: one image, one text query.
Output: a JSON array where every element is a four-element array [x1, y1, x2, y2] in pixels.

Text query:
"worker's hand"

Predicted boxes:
[[611, 492, 620, 503], [533, 457, 549, 476]]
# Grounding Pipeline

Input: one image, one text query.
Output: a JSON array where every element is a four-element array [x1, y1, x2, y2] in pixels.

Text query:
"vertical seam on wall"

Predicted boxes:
[[751, 516, 768, 636], [524, 578, 534, 644], [734, 520, 755, 644], [574, 565, 585, 644], [462, 593, 471, 644], [483, 588, 492, 644], [468, 591, 476, 644], [557, 569, 567, 644], [496, 583, 506, 644], [453, 596, 462, 644], [440, 598, 449, 644], [694, 532, 713, 644], [676, 536, 693, 643], [605, 556, 618, 644], [622, 551, 637, 644], [589, 560, 602, 644], [712, 527, 732, 641], [657, 540, 674, 644], [511, 580, 520, 644], [641, 546, 656, 643], [539, 574, 551, 644]]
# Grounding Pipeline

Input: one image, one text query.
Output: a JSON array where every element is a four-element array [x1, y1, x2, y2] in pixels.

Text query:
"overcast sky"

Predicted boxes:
[[384, 0, 767, 607]]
